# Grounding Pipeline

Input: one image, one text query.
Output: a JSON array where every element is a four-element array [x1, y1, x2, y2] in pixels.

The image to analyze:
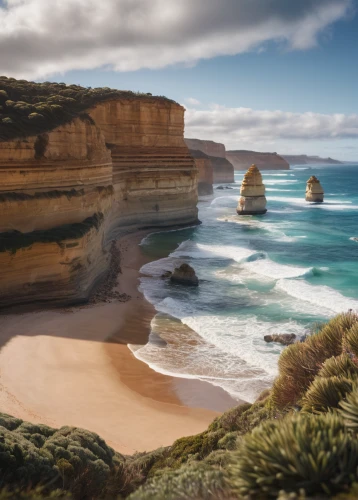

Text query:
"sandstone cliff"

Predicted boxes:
[[185, 138, 226, 158], [0, 79, 198, 307], [283, 154, 343, 166], [189, 150, 213, 196], [185, 139, 234, 184], [226, 150, 289, 171]]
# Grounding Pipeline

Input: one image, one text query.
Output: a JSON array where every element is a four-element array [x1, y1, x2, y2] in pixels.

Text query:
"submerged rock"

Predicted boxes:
[[237, 164, 267, 215], [264, 333, 297, 346], [306, 176, 324, 203], [170, 263, 199, 286]]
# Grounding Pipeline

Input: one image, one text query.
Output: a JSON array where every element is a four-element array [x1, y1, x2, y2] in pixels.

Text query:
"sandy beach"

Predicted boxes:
[[0, 229, 237, 454]]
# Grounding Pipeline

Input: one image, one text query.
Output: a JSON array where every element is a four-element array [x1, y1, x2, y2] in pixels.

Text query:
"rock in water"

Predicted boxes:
[[306, 176, 324, 203], [237, 164, 267, 215], [170, 263, 199, 286], [264, 334, 297, 346]]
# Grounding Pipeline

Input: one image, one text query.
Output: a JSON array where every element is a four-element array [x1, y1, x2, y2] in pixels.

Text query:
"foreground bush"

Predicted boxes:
[[271, 312, 358, 408], [233, 412, 358, 498]]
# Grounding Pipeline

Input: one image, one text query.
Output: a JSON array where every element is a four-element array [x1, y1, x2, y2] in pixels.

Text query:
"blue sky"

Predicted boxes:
[[1, 0, 357, 159], [63, 14, 358, 116]]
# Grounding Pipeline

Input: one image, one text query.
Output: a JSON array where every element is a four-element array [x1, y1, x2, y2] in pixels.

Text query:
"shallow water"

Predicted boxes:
[[129, 164, 358, 403]]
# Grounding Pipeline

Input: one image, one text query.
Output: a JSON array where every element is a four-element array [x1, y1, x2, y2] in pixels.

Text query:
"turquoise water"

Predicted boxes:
[[129, 165, 358, 403]]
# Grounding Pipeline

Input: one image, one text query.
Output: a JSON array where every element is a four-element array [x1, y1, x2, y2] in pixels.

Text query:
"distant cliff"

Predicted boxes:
[[189, 149, 213, 196], [0, 77, 198, 307], [185, 138, 226, 158], [226, 150, 289, 170], [185, 139, 234, 183], [282, 154, 343, 166]]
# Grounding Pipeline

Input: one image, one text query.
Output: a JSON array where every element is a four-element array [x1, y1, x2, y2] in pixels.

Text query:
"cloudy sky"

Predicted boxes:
[[1, 0, 357, 159]]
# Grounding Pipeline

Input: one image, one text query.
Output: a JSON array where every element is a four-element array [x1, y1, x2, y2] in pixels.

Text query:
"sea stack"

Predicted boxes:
[[237, 164, 267, 215], [306, 176, 324, 203]]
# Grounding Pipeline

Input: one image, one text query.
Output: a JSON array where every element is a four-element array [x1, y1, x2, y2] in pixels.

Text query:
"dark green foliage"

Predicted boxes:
[[128, 462, 229, 500], [233, 413, 358, 498], [301, 376, 354, 413], [0, 412, 124, 499], [0, 76, 176, 141], [0, 213, 103, 253]]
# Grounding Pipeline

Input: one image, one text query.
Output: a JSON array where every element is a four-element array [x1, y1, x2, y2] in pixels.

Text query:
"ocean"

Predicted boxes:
[[129, 164, 358, 403]]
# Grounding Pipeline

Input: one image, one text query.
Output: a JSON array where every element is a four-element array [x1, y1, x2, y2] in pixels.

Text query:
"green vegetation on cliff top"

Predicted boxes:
[[2, 312, 358, 498], [0, 76, 176, 141]]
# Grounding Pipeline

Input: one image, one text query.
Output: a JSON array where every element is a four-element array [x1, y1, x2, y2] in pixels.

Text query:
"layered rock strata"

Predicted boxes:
[[227, 150, 289, 171], [0, 95, 198, 307], [185, 139, 234, 184], [185, 138, 225, 158], [237, 164, 267, 215], [306, 176, 324, 203], [188, 150, 213, 196]]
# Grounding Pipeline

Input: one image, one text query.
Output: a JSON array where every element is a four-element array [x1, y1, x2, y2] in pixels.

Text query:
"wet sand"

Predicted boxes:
[[0, 229, 237, 454]]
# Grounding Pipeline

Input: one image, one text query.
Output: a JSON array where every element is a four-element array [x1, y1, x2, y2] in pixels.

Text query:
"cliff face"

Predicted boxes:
[[185, 138, 226, 158], [188, 150, 213, 196], [0, 97, 198, 307], [282, 155, 343, 166], [185, 139, 234, 184], [90, 100, 197, 233], [226, 150, 289, 171]]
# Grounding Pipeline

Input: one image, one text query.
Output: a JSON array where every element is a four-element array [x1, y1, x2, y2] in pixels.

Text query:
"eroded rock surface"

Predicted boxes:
[[264, 334, 297, 346], [185, 139, 234, 184], [170, 263, 199, 286], [0, 92, 198, 307], [237, 164, 267, 215], [306, 176, 324, 203]]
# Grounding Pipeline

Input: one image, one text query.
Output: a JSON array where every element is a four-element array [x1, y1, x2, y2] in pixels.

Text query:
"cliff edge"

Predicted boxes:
[[0, 77, 198, 307]]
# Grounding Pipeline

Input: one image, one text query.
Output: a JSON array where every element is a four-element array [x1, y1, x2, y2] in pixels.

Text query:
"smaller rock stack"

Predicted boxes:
[[237, 164, 267, 215], [306, 176, 324, 203]]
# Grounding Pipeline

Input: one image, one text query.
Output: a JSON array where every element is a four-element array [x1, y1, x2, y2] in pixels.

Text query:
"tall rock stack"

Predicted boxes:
[[305, 176, 324, 203], [237, 164, 267, 215]]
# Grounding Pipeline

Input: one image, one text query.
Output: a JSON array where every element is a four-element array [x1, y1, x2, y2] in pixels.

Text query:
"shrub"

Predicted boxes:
[[272, 313, 358, 408], [344, 323, 358, 357], [340, 389, 358, 429], [128, 462, 229, 500], [301, 376, 354, 413], [232, 413, 358, 498], [0, 76, 177, 141], [318, 354, 358, 379]]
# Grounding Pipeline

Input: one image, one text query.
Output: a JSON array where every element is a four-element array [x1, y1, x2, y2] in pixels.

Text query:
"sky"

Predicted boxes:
[[0, 0, 357, 160]]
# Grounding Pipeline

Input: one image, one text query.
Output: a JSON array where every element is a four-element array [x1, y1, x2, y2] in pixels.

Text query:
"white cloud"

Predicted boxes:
[[0, 0, 353, 79], [185, 97, 201, 106], [184, 105, 358, 150]]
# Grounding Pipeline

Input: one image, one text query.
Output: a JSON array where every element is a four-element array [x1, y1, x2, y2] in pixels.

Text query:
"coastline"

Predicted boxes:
[[0, 227, 237, 454]]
